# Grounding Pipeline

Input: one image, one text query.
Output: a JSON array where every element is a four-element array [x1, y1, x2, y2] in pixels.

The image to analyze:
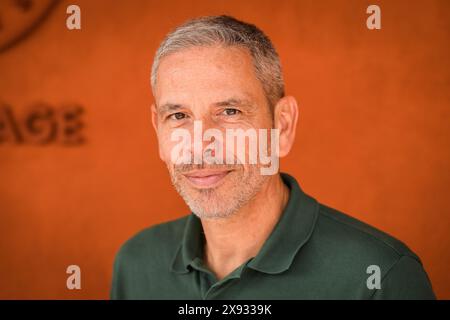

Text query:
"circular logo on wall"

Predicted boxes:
[[0, 0, 59, 53]]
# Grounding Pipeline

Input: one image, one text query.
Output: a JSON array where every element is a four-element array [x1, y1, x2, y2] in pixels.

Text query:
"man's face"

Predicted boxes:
[[152, 45, 274, 218]]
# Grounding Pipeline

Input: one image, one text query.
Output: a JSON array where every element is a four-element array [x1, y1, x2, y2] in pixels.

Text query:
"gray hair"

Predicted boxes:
[[150, 15, 285, 109]]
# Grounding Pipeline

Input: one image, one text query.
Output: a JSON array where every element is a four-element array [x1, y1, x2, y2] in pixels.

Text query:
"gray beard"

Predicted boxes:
[[168, 166, 268, 219]]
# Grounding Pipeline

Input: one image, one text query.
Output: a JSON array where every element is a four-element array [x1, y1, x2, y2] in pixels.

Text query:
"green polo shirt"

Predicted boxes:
[[111, 173, 435, 299]]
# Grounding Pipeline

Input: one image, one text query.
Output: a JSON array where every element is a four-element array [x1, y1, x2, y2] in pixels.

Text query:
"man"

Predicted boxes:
[[111, 15, 435, 299]]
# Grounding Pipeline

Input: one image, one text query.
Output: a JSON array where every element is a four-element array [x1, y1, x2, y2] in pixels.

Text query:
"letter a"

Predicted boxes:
[[66, 265, 81, 290], [366, 265, 381, 290], [66, 5, 81, 30], [366, 5, 381, 30]]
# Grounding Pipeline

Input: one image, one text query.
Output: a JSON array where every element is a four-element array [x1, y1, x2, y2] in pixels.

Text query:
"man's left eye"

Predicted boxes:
[[222, 108, 241, 116]]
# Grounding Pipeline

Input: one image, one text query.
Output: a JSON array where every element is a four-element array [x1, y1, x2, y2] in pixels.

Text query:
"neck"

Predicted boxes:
[[201, 173, 289, 280]]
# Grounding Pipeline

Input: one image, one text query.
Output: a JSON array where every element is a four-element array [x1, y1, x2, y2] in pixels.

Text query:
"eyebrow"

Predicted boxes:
[[214, 98, 253, 109], [157, 97, 256, 115], [157, 103, 183, 115]]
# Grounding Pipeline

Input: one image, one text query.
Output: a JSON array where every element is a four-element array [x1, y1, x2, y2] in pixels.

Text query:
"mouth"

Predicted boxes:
[[182, 169, 232, 189]]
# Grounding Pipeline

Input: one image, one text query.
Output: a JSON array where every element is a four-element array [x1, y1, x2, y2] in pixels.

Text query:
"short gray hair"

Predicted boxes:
[[150, 15, 285, 109]]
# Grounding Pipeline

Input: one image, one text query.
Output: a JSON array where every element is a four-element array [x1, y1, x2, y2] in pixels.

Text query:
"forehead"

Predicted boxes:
[[154, 45, 266, 107]]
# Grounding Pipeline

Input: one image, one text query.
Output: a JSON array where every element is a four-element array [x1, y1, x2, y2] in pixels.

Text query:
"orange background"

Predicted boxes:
[[0, 0, 449, 299]]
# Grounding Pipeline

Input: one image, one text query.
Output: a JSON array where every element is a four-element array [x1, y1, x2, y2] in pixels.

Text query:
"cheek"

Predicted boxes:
[[162, 142, 183, 164], [159, 127, 194, 165], [157, 130, 177, 163]]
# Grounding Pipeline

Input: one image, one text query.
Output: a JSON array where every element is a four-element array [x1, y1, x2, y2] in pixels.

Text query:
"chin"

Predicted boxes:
[[186, 193, 240, 219]]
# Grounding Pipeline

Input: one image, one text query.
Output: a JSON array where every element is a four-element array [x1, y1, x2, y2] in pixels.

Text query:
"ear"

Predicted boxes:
[[273, 96, 299, 158], [151, 103, 165, 162], [151, 103, 158, 131]]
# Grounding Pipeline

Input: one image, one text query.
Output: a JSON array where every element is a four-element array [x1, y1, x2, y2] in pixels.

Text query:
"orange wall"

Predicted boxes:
[[0, 0, 449, 299]]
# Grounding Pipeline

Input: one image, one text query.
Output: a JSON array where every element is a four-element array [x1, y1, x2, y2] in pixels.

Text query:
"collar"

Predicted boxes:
[[170, 173, 319, 274]]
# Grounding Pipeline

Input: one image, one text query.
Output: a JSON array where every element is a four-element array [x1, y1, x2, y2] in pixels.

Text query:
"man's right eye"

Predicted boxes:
[[168, 112, 187, 120]]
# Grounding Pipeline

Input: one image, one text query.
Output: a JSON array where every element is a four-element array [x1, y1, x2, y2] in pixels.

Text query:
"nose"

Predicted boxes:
[[191, 117, 225, 165]]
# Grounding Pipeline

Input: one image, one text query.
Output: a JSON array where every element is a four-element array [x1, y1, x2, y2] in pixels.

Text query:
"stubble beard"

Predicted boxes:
[[168, 164, 269, 219]]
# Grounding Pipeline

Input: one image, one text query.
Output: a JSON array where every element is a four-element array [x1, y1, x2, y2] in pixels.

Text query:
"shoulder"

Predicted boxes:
[[114, 215, 189, 267], [316, 203, 419, 262], [110, 215, 190, 299], [307, 203, 435, 298]]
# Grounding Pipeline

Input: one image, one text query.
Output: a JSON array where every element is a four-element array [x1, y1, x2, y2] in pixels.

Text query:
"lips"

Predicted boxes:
[[183, 169, 231, 188]]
